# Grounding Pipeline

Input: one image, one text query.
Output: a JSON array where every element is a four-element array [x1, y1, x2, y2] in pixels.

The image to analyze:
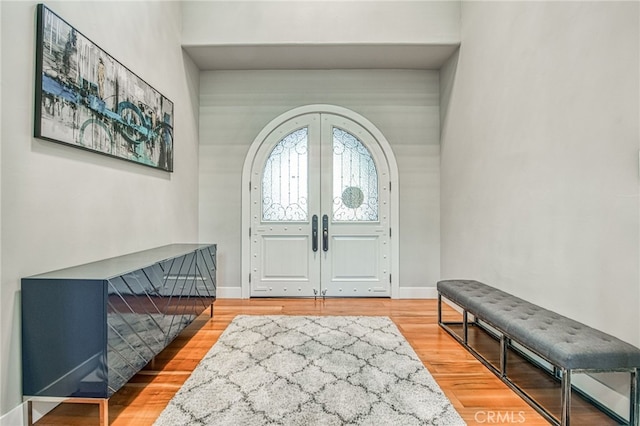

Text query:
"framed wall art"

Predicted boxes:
[[34, 4, 174, 172]]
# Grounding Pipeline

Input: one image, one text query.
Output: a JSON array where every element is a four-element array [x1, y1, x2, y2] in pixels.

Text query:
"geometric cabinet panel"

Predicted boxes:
[[22, 244, 216, 399]]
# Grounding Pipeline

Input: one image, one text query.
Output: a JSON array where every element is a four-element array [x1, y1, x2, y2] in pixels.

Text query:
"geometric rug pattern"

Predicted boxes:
[[154, 315, 466, 425]]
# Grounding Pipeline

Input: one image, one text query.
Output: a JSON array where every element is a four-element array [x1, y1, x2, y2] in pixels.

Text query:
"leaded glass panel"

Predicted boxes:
[[262, 127, 308, 221], [332, 128, 378, 221]]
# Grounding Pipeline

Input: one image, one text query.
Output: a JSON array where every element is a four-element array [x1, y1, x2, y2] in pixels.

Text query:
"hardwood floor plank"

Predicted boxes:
[[33, 299, 616, 425]]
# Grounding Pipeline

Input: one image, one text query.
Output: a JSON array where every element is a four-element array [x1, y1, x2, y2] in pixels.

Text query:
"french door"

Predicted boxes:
[[249, 113, 390, 297]]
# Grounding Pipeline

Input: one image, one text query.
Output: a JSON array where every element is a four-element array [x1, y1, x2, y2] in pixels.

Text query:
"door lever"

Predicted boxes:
[[312, 215, 318, 252], [322, 215, 329, 252]]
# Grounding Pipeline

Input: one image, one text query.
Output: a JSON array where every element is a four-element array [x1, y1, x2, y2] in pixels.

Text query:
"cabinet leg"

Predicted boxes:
[[26, 400, 33, 426], [99, 399, 108, 426], [22, 397, 108, 425]]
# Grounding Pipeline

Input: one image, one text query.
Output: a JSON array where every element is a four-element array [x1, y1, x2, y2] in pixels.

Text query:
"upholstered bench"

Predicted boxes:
[[437, 279, 640, 426]]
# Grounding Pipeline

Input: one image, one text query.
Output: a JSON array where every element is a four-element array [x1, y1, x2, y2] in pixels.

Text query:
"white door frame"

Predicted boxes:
[[241, 104, 400, 299]]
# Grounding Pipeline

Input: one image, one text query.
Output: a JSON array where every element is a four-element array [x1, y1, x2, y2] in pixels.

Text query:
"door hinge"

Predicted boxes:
[[249, 273, 251, 283], [249, 227, 252, 237], [389, 228, 392, 237], [389, 274, 392, 284], [249, 180, 252, 191]]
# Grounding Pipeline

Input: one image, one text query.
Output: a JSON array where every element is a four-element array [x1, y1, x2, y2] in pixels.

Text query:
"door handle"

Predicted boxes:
[[322, 214, 329, 252], [312, 215, 318, 252]]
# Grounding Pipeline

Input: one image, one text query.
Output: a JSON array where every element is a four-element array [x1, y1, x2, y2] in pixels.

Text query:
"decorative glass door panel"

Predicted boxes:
[[262, 128, 308, 221], [332, 128, 379, 222], [250, 113, 390, 297]]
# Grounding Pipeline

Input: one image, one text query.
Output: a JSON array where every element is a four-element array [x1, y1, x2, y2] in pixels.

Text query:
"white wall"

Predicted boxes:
[[199, 70, 440, 295], [182, 0, 460, 46], [441, 0, 639, 412], [0, 0, 200, 418]]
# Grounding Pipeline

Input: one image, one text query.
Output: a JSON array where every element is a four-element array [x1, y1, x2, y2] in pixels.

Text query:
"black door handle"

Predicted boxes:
[[312, 215, 318, 252], [322, 215, 329, 252]]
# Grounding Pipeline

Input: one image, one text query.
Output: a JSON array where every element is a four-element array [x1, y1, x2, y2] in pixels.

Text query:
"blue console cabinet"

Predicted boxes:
[[21, 244, 216, 425]]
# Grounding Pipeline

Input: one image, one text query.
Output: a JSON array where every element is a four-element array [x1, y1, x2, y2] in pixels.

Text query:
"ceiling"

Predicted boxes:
[[183, 44, 460, 70]]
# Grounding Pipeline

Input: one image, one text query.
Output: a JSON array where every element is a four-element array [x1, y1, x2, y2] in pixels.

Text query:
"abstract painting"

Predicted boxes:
[[34, 4, 174, 172]]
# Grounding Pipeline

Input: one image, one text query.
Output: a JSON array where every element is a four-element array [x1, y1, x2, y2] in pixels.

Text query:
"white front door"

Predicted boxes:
[[249, 113, 390, 297]]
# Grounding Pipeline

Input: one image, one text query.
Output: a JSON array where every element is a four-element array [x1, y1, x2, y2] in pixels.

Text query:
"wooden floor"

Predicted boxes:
[[34, 298, 616, 425]]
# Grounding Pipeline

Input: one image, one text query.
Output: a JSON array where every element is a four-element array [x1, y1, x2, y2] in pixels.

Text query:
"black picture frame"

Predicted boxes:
[[34, 4, 174, 172]]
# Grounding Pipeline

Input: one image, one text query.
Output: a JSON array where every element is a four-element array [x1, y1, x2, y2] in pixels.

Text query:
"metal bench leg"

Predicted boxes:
[[500, 335, 509, 378], [437, 293, 442, 325], [463, 310, 468, 345], [561, 368, 571, 426], [631, 368, 639, 426]]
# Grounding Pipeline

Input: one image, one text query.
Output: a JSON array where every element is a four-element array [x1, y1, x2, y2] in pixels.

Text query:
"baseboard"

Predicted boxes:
[[1, 402, 25, 426], [396, 286, 438, 299], [216, 286, 242, 298], [572, 374, 629, 422]]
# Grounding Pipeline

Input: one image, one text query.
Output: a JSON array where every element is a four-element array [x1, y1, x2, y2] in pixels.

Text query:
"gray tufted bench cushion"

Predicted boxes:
[[437, 279, 640, 371]]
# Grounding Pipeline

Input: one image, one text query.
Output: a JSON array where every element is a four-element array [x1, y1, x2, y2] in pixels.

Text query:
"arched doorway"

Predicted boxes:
[[241, 105, 399, 298]]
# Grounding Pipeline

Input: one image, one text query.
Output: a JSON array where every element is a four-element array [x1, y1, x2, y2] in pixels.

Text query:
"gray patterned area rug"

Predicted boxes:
[[154, 315, 466, 426]]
